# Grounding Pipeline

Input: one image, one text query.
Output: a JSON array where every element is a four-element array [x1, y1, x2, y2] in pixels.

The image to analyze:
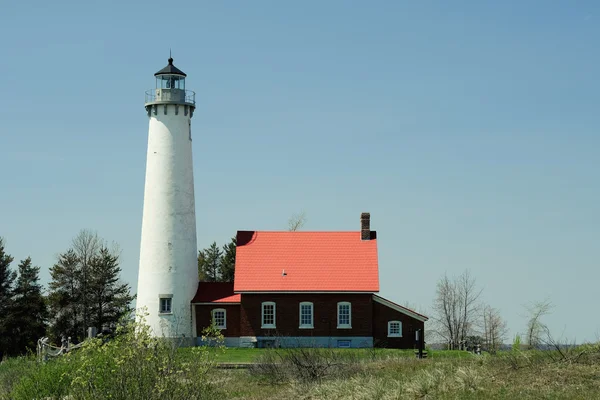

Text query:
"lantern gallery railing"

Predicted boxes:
[[145, 89, 196, 105]]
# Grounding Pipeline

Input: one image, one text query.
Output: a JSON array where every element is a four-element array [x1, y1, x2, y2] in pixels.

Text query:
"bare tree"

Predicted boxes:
[[71, 230, 103, 335], [432, 270, 482, 350], [288, 211, 307, 232], [457, 270, 482, 343], [525, 299, 553, 349], [482, 305, 508, 354], [433, 274, 458, 348]]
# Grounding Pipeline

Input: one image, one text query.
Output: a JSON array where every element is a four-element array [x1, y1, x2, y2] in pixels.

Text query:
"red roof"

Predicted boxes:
[[191, 282, 241, 303], [233, 231, 379, 292]]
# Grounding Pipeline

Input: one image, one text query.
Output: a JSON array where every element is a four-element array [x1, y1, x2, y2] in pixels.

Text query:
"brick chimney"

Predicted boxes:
[[360, 212, 371, 240]]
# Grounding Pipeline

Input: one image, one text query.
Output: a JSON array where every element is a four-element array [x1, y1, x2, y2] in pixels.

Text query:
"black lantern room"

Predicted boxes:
[[155, 57, 186, 91]]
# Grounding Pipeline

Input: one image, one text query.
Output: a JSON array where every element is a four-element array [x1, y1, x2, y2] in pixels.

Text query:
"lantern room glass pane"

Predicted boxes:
[[156, 75, 184, 90]]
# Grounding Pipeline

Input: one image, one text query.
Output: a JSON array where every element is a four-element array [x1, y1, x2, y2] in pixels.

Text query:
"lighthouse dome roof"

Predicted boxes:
[[154, 57, 187, 77]]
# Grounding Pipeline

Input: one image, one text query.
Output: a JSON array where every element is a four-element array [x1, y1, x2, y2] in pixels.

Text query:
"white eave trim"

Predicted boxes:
[[373, 295, 428, 322], [234, 291, 379, 294], [191, 302, 241, 305]]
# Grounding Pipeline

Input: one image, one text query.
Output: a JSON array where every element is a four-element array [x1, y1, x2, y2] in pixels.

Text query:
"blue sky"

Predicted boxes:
[[1, 1, 598, 342]]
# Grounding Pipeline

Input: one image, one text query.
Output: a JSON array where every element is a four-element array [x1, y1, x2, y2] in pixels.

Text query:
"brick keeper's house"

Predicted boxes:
[[192, 213, 428, 348]]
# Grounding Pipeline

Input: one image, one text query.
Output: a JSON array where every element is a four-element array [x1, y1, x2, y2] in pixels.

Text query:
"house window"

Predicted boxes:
[[261, 302, 276, 328], [299, 302, 314, 328], [337, 302, 351, 328], [388, 321, 402, 337], [159, 296, 172, 314], [212, 308, 226, 329]]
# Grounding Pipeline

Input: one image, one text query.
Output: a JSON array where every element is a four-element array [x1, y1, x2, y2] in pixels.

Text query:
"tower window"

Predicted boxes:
[[159, 295, 173, 314]]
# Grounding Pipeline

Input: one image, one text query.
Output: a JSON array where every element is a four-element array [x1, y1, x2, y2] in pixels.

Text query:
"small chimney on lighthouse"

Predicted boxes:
[[360, 212, 371, 240]]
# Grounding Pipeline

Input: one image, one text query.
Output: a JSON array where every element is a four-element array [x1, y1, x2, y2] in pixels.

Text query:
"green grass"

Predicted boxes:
[[180, 347, 472, 363], [0, 357, 37, 400]]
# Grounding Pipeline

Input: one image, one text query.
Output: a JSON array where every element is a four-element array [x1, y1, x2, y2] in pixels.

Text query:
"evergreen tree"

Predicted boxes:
[[0, 238, 16, 360], [88, 247, 134, 332], [48, 232, 134, 342], [219, 237, 236, 282], [200, 242, 222, 282], [10, 257, 48, 355], [198, 249, 207, 281], [48, 249, 81, 341]]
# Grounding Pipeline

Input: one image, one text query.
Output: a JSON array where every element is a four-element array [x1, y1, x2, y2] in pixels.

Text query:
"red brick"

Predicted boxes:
[[372, 300, 424, 349]]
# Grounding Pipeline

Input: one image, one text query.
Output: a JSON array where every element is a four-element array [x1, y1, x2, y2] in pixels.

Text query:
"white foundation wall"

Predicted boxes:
[[137, 104, 197, 338], [237, 337, 374, 348]]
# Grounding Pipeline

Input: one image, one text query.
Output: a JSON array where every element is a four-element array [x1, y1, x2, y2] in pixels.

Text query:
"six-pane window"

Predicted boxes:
[[299, 302, 314, 328], [262, 302, 276, 328], [337, 302, 352, 328], [159, 297, 172, 314], [388, 320, 402, 337], [212, 309, 226, 329], [257, 301, 360, 330]]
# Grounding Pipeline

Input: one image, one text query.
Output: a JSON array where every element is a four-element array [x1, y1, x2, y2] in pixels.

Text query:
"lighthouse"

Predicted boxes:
[[136, 57, 198, 340]]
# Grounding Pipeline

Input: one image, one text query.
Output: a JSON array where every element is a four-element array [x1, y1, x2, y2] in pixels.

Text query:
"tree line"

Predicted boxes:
[[431, 269, 554, 353], [0, 231, 134, 359], [197, 211, 308, 282], [198, 238, 236, 282]]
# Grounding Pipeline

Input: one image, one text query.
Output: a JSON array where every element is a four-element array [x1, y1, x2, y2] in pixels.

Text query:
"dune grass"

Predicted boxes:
[[3, 345, 599, 399]]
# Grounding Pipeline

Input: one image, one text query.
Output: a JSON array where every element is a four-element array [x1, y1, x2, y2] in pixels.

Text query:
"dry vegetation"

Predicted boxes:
[[2, 341, 600, 399]]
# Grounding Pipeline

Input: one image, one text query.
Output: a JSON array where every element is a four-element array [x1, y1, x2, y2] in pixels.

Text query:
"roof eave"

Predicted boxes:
[[233, 290, 379, 294], [373, 294, 429, 322]]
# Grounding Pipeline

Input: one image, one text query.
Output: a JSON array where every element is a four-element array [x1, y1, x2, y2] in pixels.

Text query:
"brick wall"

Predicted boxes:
[[372, 300, 424, 349], [195, 304, 240, 337], [239, 293, 373, 337]]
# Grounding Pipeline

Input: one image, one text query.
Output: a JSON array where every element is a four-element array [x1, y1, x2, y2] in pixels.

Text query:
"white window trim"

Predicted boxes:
[[212, 308, 227, 330], [337, 301, 352, 329], [261, 301, 276, 329], [158, 295, 173, 315], [388, 320, 402, 337], [299, 302, 314, 329]]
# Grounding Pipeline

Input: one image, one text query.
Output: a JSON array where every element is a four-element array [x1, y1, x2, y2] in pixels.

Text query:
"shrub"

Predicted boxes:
[[251, 346, 363, 385], [0, 357, 41, 400], [9, 314, 224, 400]]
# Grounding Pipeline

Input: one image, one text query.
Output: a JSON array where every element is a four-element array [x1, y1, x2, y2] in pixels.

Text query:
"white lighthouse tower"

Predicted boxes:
[[137, 57, 198, 340]]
